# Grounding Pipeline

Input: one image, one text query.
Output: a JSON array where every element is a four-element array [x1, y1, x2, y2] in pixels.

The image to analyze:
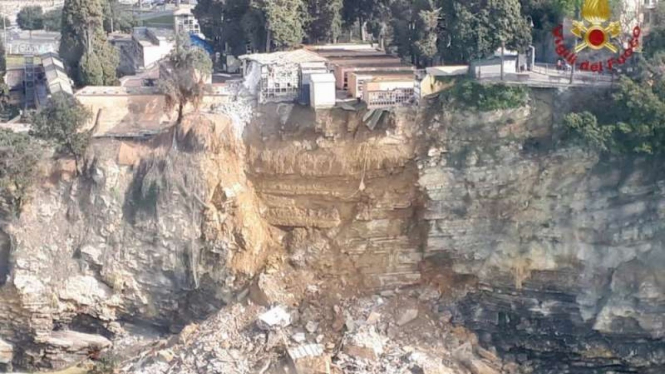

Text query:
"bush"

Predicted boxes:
[[30, 92, 91, 171], [449, 80, 529, 111], [0, 129, 42, 218], [563, 111, 614, 152]]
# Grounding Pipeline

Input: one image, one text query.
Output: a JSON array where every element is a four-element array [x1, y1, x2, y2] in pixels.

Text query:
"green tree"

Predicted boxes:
[[160, 34, 213, 124], [306, 0, 343, 43], [563, 111, 614, 152], [30, 92, 92, 170], [102, 0, 138, 33], [60, 0, 118, 86], [42, 8, 62, 31], [80, 51, 104, 86], [439, 0, 532, 63], [0, 129, 42, 218], [17, 6, 44, 32], [565, 77, 665, 155], [256, 0, 306, 50], [194, 0, 267, 55], [342, 0, 385, 41]]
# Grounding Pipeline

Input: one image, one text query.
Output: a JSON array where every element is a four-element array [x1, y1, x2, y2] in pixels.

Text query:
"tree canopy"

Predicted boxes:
[[103, 0, 138, 33], [160, 34, 213, 124], [42, 8, 62, 31], [17, 6, 44, 31], [0, 130, 42, 218], [30, 92, 92, 168], [60, 0, 119, 86], [195, 0, 533, 64]]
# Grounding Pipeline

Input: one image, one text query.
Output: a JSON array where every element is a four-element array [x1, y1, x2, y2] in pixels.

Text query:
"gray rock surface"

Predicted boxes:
[[419, 89, 665, 372]]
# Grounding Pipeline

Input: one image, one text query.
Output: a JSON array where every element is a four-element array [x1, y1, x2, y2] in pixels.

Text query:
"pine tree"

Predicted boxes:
[[439, 0, 531, 63], [60, 0, 119, 86], [17, 6, 44, 33], [256, 0, 305, 50], [306, 0, 343, 43]]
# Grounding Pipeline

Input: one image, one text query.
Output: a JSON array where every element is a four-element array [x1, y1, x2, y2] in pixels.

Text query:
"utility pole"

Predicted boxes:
[[570, 0, 580, 84], [2, 5, 6, 50], [500, 40, 505, 81]]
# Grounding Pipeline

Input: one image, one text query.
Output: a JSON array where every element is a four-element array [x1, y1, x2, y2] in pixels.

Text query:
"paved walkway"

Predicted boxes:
[[478, 64, 615, 88]]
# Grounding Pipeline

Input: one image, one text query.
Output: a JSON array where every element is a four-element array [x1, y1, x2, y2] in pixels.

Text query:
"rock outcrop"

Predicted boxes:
[[0, 114, 279, 370], [1, 89, 664, 373], [418, 89, 665, 373]]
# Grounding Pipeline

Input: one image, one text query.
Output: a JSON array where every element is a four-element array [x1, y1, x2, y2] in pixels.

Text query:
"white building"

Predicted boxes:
[[130, 28, 175, 73], [174, 5, 201, 36], [240, 49, 329, 104]]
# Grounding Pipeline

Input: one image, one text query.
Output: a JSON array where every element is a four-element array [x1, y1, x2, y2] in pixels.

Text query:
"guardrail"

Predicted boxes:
[[532, 63, 614, 82]]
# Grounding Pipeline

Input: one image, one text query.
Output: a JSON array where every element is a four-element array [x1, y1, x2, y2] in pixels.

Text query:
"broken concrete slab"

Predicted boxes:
[[287, 344, 330, 374], [257, 305, 291, 330], [366, 312, 381, 325], [43, 331, 111, 352], [343, 325, 384, 361], [0, 338, 13, 364], [305, 321, 319, 333], [397, 308, 419, 326]]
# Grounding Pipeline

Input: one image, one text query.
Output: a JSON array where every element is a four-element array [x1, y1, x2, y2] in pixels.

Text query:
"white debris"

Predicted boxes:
[[305, 321, 319, 333], [0, 338, 12, 364], [343, 325, 384, 361], [397, 309, 419, 326], [257, 306, 291, 329], [291, 332, 307, 343], [287, 344, 324, 360]]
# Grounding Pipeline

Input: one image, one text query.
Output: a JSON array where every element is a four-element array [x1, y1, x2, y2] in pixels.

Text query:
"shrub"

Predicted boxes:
[[30, 92, 91, 172], [0, 129, 42, 218], [563, 111, 614, 152], [449, 80, 529, 111]]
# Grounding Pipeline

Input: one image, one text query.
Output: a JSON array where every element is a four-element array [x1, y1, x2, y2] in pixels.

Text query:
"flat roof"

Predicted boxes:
[[426, 65, 469, 76], [306, 43, 377, 51], [240, 49, 328, 65], [350, 72, 414, 82], [369, 75, 414, 82], [309, 73, 335, 83], [75, 86, 163, 96], [328, 56, 402, 64], [315, 50, 385, 58], [339, 61, 413, 69]]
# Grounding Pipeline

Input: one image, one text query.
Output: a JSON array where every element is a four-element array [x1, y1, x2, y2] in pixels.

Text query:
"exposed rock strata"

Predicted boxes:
[[0, 89, 664, 372], [418, 90, 665, 373], [0, 114, 279, 369]]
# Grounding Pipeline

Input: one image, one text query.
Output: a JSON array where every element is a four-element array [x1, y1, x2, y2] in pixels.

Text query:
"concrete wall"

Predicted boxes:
[[417, 75, 453, 98], [76, 90, 229, 137]]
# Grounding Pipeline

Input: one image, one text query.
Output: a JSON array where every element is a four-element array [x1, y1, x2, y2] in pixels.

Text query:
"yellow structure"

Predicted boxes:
[[414, 66, 468, 98]]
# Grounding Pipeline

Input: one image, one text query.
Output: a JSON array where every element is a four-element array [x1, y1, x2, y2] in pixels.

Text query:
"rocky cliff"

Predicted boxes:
[[0, 114, 280, 370], [0, 89, 663, 373]]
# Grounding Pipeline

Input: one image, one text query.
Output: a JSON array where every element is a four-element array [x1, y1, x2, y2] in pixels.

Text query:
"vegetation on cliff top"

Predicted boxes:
[[30, 92, 92, 170], [564, 5, 665, 156], [60, 0, 119, 86], [441, 79, 529, 112], [0, 129, 42, 219], [160, 34, 213, 125]]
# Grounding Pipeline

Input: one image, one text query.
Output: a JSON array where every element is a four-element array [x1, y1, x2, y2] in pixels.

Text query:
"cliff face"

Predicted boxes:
[[1, 90, 664, 373], [418, 91, 665, 373], [0, 114, 279, 370]]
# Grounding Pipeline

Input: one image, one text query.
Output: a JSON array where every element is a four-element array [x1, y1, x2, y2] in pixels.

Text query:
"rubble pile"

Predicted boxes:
[[119, 266, 520, 374]]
